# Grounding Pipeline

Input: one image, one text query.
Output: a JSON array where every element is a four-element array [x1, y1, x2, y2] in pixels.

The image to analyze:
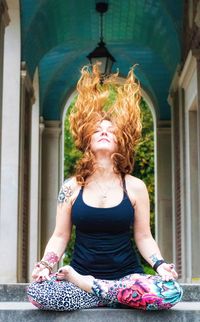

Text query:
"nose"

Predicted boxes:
[[100, 130, 108, 136]]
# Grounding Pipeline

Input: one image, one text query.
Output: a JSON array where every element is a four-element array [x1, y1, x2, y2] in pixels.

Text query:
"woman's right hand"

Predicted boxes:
[[32, 263, 51, 282]]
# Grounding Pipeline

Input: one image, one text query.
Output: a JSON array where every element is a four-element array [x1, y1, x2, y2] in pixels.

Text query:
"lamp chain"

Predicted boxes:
[[100, 12, 104, 42]]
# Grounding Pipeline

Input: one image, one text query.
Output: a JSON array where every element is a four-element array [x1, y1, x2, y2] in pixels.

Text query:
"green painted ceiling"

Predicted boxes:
[[20, 0, 183, 120]]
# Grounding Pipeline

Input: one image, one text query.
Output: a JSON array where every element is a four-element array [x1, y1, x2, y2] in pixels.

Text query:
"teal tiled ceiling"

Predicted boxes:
[[20, 0, 183, 120]]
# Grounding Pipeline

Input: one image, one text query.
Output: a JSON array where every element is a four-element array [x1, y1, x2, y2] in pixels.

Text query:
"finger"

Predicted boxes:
[[161, 274, 168, 281], [171, 270, 178, 279], [56, 273, 65, 280], [35, 276, 42, 283], [32, 268, 43, 279], [167, 264, 178, 279], [33, 268, 39, 274], [39, 271, 51, 281], [36, 274, 48, 282], [32, 269, 42, 278], [57, 268, 67, 276], [57, 273, 65, 280], [32, 273, 39, 279], [58, 267, 69, 274], [162, 274, 174, 281]]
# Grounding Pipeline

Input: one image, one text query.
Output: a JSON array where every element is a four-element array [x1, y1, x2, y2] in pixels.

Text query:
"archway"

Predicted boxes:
[[61, 85, 159, 271]]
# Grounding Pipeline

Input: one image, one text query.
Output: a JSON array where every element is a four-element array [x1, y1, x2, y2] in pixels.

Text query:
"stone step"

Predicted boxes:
[[0, 302, 200, 322], [181, 283, 200, 302], [0, 284, 28, 302], [1, 283, 200, 302]]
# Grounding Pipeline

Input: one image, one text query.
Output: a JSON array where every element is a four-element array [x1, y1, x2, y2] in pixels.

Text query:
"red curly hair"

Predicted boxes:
[[69, 63, 142, 185]]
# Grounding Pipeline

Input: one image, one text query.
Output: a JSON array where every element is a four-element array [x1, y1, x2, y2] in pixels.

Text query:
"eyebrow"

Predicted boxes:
[[96, 125, 114, 130]]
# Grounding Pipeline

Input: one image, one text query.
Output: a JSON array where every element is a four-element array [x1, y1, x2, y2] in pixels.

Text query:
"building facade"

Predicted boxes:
[[0, 0, 199, 283]]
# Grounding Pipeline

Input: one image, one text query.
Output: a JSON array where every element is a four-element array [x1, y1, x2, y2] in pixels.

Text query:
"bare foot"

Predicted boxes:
[[56, 265, 95, 293]]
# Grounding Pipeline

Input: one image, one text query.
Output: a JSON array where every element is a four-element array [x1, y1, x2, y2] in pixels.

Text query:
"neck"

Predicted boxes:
[[93, 154, 115, 179]]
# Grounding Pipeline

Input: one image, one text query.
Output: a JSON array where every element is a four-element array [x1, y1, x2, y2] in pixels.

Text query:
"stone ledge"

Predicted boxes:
[[0, 283, 200, 302], [0, 302, 199, 310], [0, 302, 200, 322], [181, 283, 200, 301], [0, 283, 28, 302]]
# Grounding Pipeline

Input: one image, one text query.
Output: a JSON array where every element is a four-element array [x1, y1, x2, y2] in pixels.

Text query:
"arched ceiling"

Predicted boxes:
[[20, 0, 183, 120]]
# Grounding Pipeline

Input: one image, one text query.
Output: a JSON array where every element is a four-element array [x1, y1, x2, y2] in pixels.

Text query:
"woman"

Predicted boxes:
[[27, 64, 183, 311]]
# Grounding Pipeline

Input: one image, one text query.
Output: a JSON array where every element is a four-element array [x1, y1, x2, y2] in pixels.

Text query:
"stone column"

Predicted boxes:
[[38, 117, 45, 260], [156, 121, 173, 262], [168, 69, 184, 279], [18, 63, 34, 282], [0, 0, 20, 283], [28, 68, 41, 281], [0, 0, 9, 96], [41, 121, 62, 255], [0, 0, 9, 205], [192, 50, 200, 282], [0, 1, 9, 106], [178, 86, 187, 282]]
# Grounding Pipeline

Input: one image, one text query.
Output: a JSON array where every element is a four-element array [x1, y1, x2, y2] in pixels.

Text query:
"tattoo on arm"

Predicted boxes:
[[149, 253, 159, 264], [42, 252, 59, 268], [57, 179, 73, 205]]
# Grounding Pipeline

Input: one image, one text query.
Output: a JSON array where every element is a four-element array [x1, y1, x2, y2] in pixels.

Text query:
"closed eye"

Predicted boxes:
[[93, 126, 115, 134]]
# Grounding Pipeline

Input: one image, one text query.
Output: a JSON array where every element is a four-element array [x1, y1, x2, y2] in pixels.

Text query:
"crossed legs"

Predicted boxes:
[[27, 265, 183, 311]]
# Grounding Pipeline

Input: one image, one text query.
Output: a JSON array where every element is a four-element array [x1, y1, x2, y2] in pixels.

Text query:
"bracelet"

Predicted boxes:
[[152, 259, 165, 272], [39, 260, 53, 273]]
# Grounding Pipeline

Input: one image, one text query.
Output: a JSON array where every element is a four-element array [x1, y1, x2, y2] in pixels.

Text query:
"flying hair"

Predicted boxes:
[[69, 63, 142, 185]]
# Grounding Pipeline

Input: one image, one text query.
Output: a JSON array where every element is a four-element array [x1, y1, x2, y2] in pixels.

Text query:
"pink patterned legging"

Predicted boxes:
[[27, 273, 183, 311]]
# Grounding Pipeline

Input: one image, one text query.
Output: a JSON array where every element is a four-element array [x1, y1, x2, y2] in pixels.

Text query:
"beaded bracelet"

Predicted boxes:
[[39, 260, 53, 273], [152, 259, 165, 272]]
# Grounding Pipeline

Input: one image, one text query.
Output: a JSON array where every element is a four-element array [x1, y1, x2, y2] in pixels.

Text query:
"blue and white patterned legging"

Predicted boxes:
[[27, 273, 183, 311]]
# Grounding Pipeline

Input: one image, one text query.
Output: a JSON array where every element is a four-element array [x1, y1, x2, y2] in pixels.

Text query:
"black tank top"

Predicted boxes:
[[70, 178, 144, 279]]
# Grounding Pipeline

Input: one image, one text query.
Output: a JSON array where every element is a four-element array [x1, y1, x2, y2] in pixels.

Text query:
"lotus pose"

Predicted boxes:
[[27, 64, 183, 311]]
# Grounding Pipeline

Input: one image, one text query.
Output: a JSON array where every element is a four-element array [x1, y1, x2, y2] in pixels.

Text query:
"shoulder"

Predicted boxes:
[[125, 174, 147, 193], [61, 176, 78, 189], [124, 174, 149, 206], [58, 176, 80, 204]]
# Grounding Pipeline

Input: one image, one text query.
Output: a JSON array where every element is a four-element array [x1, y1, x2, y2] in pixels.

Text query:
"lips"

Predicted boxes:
[[98, 138, 110, 142]]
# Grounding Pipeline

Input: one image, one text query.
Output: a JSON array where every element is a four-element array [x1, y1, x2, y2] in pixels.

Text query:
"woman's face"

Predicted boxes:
[[90, 120, 118, 155]]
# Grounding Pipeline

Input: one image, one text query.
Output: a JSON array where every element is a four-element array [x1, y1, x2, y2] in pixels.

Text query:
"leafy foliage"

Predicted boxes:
[[64, 95, 82, 178], [133, 99, 155, 236], [63, 92, 155, 271]]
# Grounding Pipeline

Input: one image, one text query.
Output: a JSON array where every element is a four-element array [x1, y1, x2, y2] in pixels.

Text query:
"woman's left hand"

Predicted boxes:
[[156, 263, 178, 281]]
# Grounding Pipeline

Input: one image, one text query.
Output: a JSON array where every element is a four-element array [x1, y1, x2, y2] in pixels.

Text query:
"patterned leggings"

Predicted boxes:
[[27, 273, 183, 311]]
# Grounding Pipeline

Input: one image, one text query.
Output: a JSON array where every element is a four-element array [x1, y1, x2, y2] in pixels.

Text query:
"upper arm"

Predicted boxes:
[[53, 177, 77, 240], [128, 177, 152, 241]]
